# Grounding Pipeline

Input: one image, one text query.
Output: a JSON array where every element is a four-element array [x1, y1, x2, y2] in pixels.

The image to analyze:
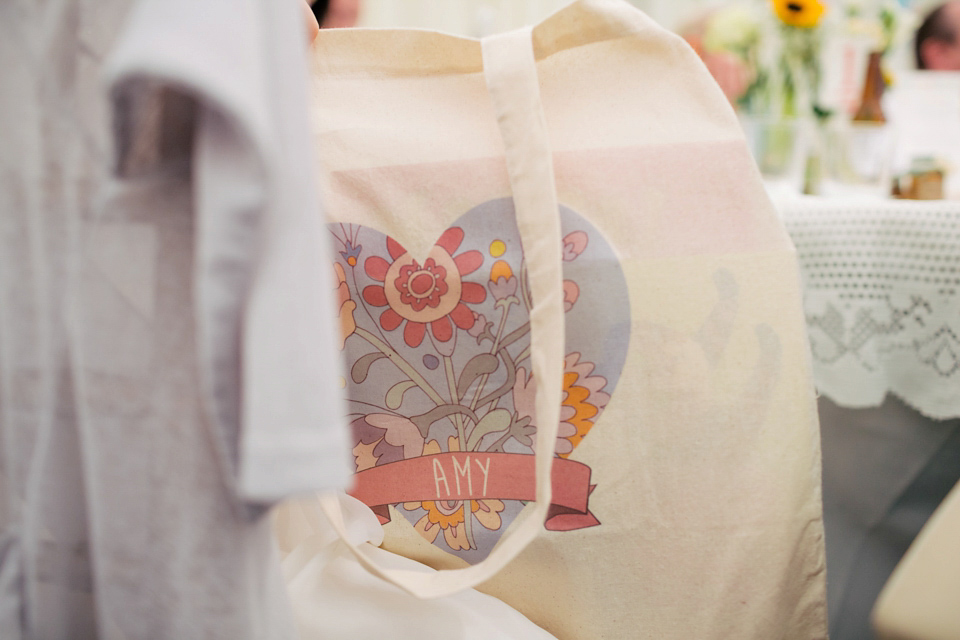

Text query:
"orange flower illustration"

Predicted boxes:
[[558, 353, 611, 454], [512, 353, 610, 457]]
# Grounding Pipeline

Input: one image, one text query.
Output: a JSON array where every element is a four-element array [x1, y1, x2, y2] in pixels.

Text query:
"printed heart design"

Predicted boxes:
[[331, 198, 630, 564]]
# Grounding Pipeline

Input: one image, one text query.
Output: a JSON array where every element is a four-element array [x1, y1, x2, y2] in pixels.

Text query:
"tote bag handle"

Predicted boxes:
[[317, 25, 567, 599]]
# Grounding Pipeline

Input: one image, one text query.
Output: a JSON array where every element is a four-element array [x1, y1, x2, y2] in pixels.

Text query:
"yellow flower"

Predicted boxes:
[[771, 0, 825, 28]]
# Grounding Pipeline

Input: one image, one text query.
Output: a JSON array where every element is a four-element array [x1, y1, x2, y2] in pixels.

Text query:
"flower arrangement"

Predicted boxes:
[[698, 0, 915, 191], [844, 0, 913, 56], [842, 0, 916, 97], [330, 200, 630, 561], [701, 0, 828, 119], [701, 0, 915, 117]]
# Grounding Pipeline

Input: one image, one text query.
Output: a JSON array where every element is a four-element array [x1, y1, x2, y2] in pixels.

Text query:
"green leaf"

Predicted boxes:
[[467, 409, 512, 451], [456, 353, 499, 399], [351, 352, 387, 384], [411, 404, 480, 438], [385, 380, 418, 410]]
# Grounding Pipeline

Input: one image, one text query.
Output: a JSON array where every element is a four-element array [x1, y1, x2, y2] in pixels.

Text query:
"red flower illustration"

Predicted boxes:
[[362, 228, 486, 348]]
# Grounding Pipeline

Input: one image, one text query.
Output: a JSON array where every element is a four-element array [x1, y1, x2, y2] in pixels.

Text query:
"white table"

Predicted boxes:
[[778, 196, 960, 640]]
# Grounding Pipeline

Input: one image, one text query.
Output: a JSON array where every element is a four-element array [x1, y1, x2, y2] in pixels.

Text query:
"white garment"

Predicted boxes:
[[1, 1, 121, 636], [0, 0, 350, 637], [276, 495, 557, 640], [106, 0, 351, 509]]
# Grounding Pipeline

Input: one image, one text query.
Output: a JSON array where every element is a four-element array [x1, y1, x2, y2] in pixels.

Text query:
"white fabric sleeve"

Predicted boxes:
[[104, 0, 351, 512]]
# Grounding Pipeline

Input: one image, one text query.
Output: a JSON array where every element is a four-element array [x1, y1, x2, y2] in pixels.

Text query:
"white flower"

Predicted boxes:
[[703, 4, 761, 54], [846, 16, 886, 50]]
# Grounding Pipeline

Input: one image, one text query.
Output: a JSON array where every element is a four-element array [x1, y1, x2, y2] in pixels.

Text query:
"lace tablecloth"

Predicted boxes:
[[780, 197, 960, 420]]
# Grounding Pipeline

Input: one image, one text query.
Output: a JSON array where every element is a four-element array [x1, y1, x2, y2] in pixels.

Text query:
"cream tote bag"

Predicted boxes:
[[292, 0, 828, 637]]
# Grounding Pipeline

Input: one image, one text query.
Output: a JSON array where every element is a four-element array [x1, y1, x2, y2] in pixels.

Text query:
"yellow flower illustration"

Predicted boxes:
[[771, 0, 825, 29]]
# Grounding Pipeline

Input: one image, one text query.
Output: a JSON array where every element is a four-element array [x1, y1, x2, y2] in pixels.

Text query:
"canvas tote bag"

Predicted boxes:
[[286, 0, 828, 637]]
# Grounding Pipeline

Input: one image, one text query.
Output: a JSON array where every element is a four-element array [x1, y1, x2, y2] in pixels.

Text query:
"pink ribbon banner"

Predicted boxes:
[[350, 452, 599, 532]]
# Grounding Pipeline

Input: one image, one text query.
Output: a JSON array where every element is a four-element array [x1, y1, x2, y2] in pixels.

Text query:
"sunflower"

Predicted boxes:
[[771, 0, 825, 29]]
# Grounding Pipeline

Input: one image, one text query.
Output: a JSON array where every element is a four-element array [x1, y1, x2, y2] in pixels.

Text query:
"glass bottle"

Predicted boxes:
[[853, 51, 886, 123]]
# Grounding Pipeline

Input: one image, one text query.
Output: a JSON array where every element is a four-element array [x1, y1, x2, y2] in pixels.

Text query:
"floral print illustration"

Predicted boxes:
[[334, 262, 357, 349], [362, 228, 486, 349], [513, 354, 611, 457], [404, 437, 506, 551], [330, 199, 630, 563]]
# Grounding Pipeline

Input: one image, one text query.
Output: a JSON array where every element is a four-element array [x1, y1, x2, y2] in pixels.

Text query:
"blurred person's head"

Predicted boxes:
[[311, 0, 360, 29], [915, 1, 960, 70]]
